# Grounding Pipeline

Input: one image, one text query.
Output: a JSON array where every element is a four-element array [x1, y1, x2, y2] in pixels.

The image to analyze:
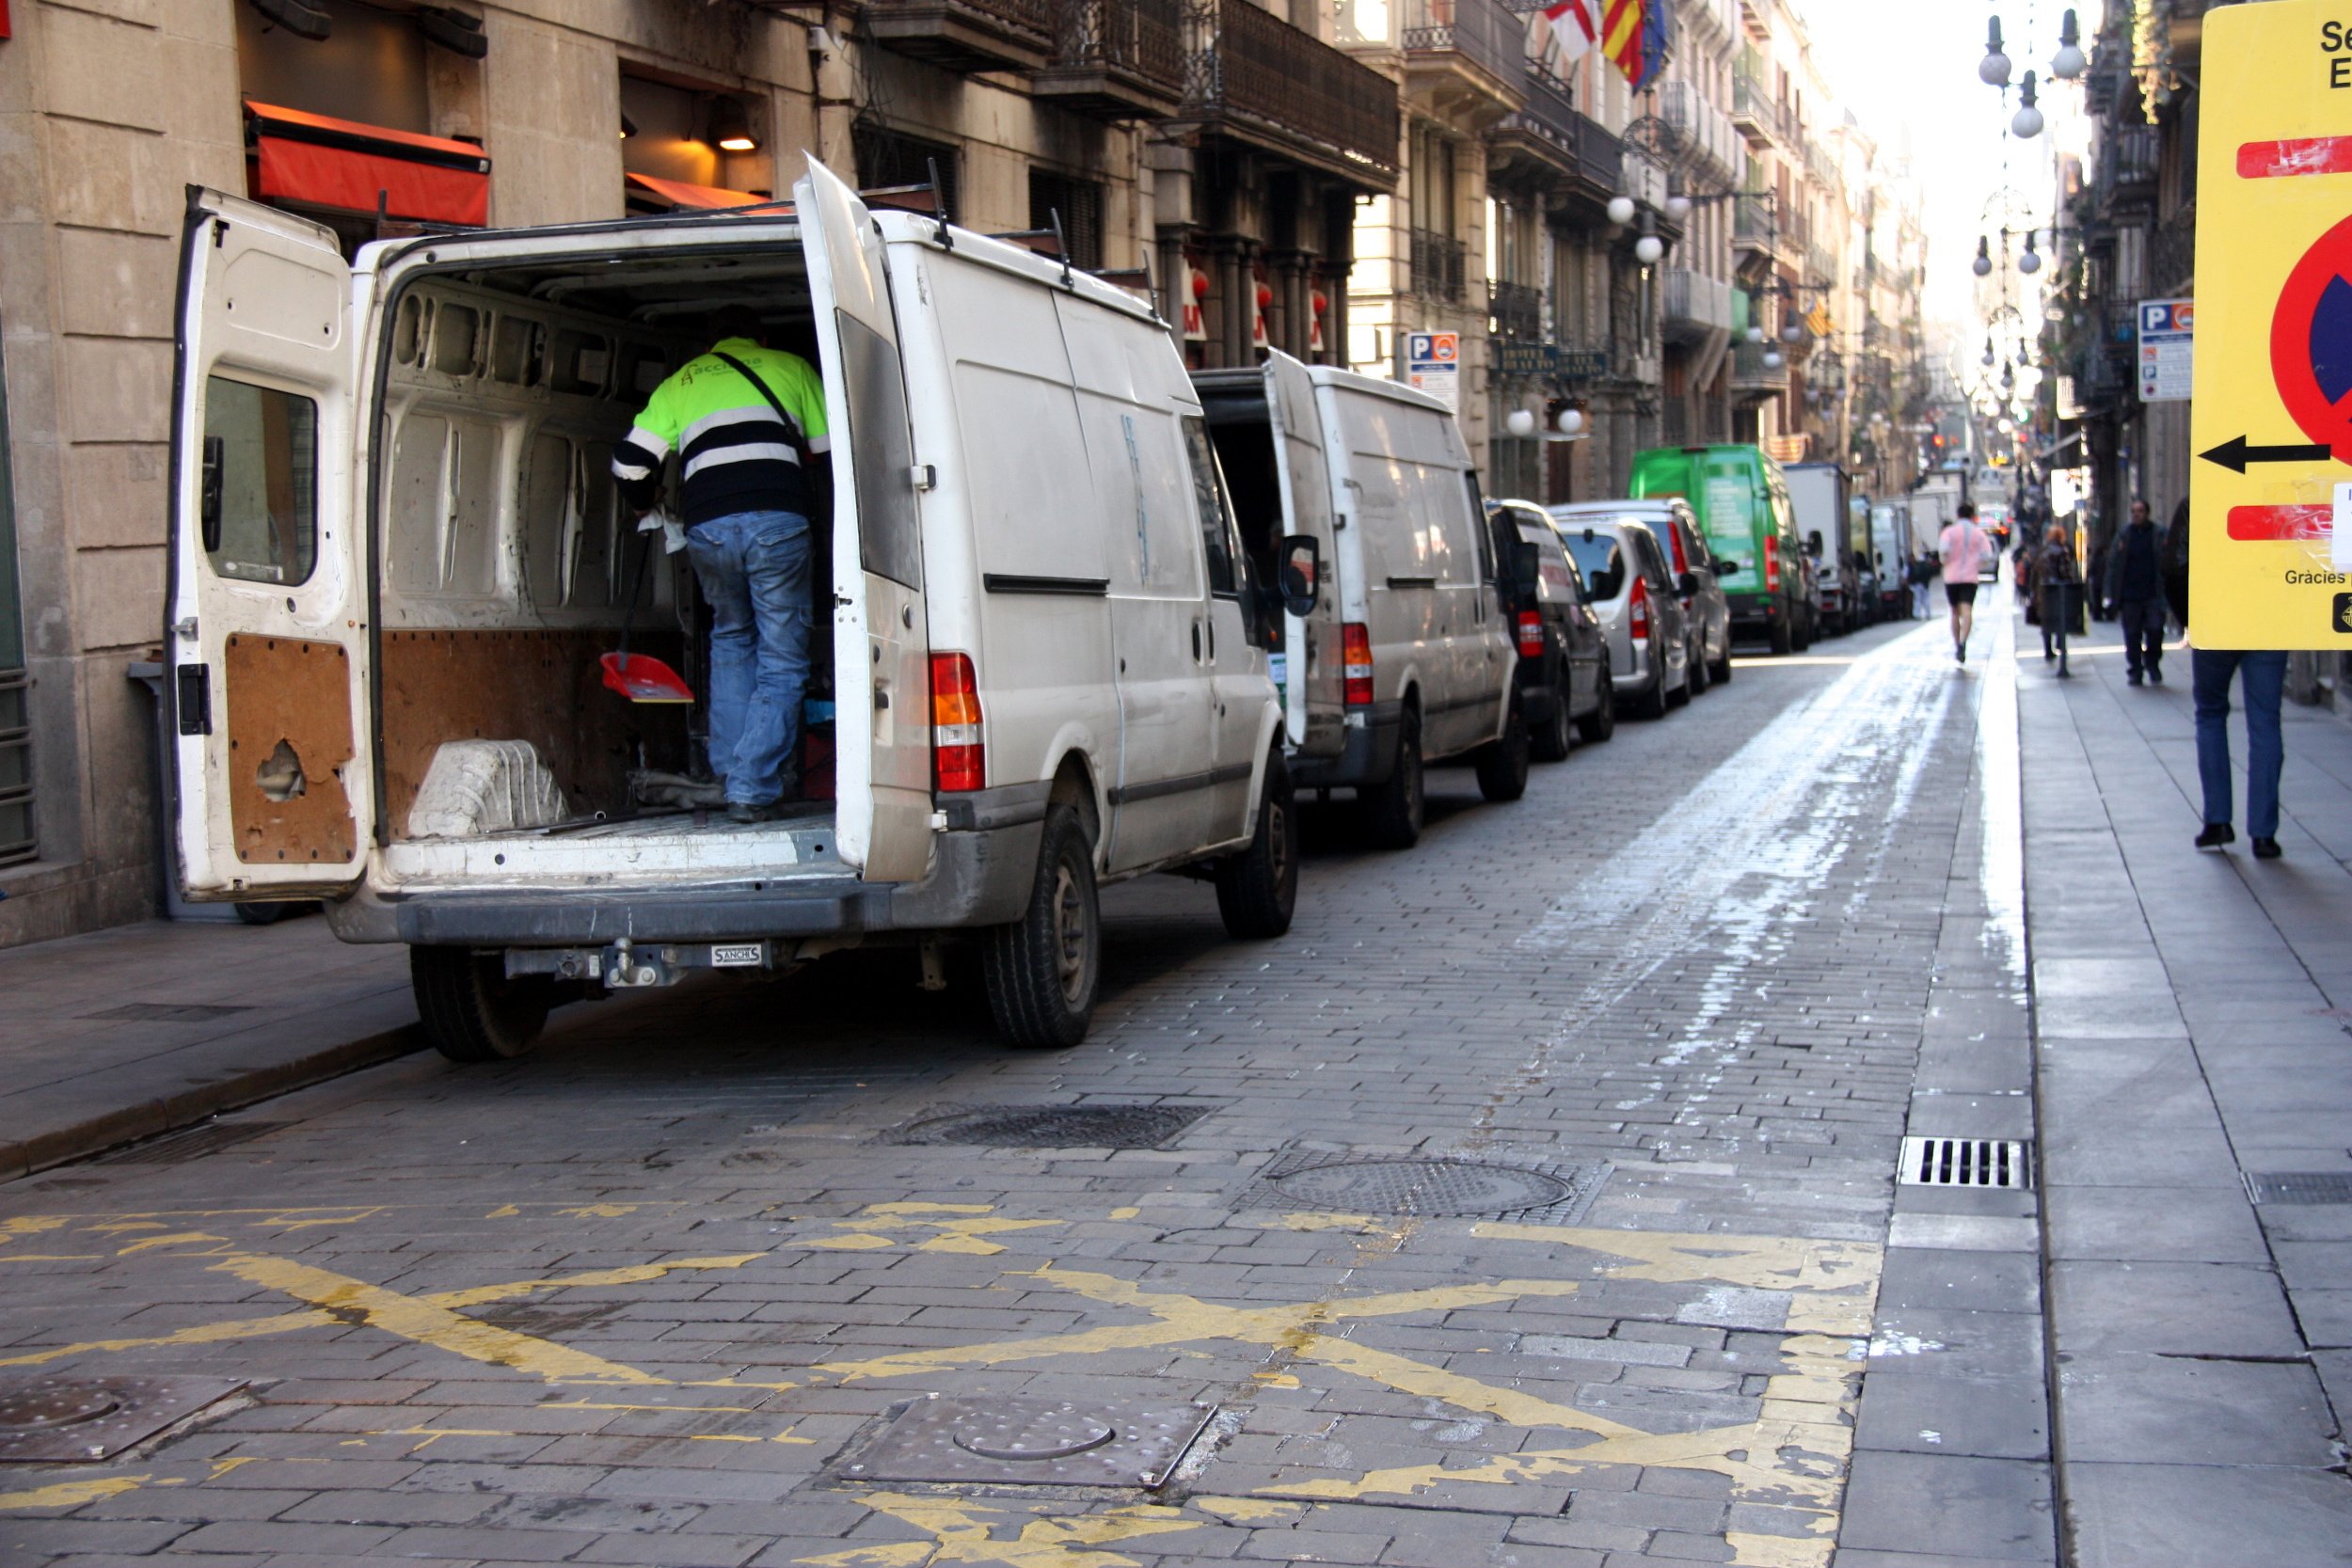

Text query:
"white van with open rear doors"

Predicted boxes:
[[167, 161, 1320, 1060], [1191, 350, 1523, 849]]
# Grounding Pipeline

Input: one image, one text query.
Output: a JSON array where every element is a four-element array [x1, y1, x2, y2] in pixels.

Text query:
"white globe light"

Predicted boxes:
[[1557, 407, 1585, 436], [1973, 252, 1994, 277], [1762, 348, 1785, 371], [1979, 48, 2010, 86], [1634, 234, 1665, 264], [2011, 102, 2044, 138], [2017, 245, 2042, 274], [1745, 324, 1765, 343], [1606, 196, 1637, 227], [2051, 40, 2086, 79], [1505, 408, 1537, 437], [1664, 194, 1692, 223]]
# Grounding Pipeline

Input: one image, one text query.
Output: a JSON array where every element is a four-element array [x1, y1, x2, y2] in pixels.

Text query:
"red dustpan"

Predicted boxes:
[[602, 526, 697, 705]]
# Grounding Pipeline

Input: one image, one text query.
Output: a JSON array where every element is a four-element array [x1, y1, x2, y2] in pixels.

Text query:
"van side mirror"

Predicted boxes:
[[199, 435, 225, 553], [1677, 571, 1698, 598], [1805, 530, 1824, 559], [1279, 534, 1322, 616], [1511, 541, 1541, 599]]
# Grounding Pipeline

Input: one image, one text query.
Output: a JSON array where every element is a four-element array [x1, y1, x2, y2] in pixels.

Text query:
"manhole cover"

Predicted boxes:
[[843, 1396, 1214, 1488], [1238, 1147, 1611, 1222], [890, 1103, 1215, 1149], [2246, 1170, 2352, 1205], [0, 1377, 246, 1463]]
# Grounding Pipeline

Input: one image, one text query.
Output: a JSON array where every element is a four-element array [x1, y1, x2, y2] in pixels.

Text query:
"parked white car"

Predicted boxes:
[[1547, 512, 1692, 721], [167, 162, 1315, 1059]]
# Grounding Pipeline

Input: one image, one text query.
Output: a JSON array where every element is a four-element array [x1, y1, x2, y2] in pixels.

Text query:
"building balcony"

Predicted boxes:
[[1398, 0, 1528, 109], [862, 0, 1054, 74], [1659, 81, 1746, 187], [1730, 341, 1788, 400], [1662, 267, 1734, 344], [1489, 278, 1543, 340], [1034, 0, 1187, 118], [2095, 123, 2160, 216], [1411, 228, 1468, 304], [1730, 72, 1782, 147], [1490, 68, 1620, 201], [1178, 0, 1400, 186]]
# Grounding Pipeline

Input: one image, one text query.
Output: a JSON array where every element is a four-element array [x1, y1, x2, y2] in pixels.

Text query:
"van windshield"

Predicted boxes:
[[1563, 532, 1625, 600]]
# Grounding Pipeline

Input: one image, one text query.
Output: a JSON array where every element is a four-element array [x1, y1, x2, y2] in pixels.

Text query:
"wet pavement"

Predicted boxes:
[[1, 600, 2344, 1567]]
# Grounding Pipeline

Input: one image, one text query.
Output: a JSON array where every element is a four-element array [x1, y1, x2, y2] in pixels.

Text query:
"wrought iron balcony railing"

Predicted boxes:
[[1411, 228, 1468, 304], [1035, 0, 1188, 117], [1489, 278, 1543, 339], [862, 0, 1054, 73], [1399, 0, 1527, 99], [1179, 0, 1400, 183]]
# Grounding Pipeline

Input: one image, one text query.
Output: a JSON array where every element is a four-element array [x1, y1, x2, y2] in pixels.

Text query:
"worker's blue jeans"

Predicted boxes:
[[687, 510, 813, 806], [2193, 647, 2288, 840]]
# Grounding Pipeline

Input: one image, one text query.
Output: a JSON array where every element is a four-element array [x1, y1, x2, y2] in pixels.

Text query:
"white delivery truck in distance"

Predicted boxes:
[[167, 161, 1321, 1060], [1191, 350, 1525, 850]]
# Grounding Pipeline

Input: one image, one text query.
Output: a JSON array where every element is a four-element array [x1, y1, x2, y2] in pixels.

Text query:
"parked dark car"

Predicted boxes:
[[1488, 499, 1612, 758]]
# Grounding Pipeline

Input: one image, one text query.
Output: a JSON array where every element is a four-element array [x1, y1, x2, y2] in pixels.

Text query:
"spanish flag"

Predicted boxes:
[[1602, 0, 1670, 92]]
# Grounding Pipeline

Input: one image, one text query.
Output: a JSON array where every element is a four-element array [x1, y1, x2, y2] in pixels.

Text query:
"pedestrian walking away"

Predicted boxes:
[[2110, 498, 2167, 685], [1938, 501, 1992, 663], [612, 305, 832, 824], [2192, 647, 2289, 859], [2029, 524, 2082, 676], [1909, 550, 1939, 620]]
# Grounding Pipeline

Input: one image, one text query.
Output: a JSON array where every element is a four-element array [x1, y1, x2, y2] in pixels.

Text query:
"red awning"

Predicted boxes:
[[246, 101, 490, 228], [624, 172, 781, 213]]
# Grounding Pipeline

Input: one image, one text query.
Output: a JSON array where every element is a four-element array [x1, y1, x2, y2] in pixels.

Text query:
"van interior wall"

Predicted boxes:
[[373, 260, 826, 839], [1203, 413, 1284, 587]]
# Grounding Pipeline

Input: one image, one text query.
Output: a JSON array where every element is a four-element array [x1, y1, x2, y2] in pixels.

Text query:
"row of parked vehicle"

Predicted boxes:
[[171, 163, 1882, 1065]]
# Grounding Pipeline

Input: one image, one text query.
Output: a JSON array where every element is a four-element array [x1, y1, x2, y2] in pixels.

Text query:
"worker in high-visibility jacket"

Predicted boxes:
[[612, 307, 830, 823]]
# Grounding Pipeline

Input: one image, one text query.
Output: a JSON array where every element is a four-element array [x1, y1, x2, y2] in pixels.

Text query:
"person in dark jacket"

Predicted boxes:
[[2110, 499, 2166, 685], [2161, 496, 2192, 633], [2029, 525, 2083, 675]]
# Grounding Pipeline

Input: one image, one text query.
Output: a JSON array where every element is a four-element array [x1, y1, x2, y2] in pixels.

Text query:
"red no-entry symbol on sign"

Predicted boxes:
[[2271, 211, 2352, 457]]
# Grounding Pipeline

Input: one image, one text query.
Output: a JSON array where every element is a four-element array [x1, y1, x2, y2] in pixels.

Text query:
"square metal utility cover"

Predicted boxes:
[[841, 1395, 1214, 1489], [0, 1376, 246, 1463]]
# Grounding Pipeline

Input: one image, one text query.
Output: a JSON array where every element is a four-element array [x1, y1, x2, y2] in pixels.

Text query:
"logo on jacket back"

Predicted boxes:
[[2334, 593, 2352, 635]]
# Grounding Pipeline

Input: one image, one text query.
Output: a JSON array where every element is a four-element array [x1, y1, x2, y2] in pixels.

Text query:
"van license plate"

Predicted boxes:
[[710, 943, 765, 968]]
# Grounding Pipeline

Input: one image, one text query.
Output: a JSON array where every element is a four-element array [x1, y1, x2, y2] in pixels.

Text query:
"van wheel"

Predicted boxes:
[[1634, 664, 1669, 721], [983, 804, 1100, 1049], [1215, 753, 1297, 939], [1361, 708, 1423, 849], [1768, 617, 1794, 657], [1686, 643, 1711, 696], [1531, 689, 1573, 763], [1475, 697, 1531, 802], [1791, 611, 1814, 653], [1577, 672, 1615, 744], [1710, 641, 1733, 685], [411, 946, 551, 1063]]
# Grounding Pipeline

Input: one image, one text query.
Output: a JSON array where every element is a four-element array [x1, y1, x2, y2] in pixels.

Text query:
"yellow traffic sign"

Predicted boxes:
[[2191, 0, 2352, 647]]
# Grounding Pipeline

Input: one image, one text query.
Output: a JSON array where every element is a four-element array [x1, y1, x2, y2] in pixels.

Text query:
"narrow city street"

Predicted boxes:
[[1, 610, 2042, 1568]]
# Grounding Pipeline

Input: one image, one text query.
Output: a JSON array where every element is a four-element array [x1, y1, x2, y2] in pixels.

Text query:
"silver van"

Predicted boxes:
[[1548, 514, 1691, 720]]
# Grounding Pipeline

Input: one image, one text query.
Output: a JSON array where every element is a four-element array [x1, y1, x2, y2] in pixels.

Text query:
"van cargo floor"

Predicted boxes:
[[529, 801, 834, 840]]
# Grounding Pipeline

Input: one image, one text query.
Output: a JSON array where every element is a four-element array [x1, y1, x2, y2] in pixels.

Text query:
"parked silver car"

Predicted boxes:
[[1555, 499, 1732, 692], [1548, 512, 1691, 721]]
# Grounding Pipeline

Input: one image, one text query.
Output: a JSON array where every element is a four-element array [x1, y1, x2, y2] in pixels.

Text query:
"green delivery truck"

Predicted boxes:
[[1629, 444, 1813, 656]]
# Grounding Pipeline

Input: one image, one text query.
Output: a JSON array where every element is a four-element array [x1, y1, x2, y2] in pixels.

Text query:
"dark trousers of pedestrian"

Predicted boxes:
[[2118, 597, 2165, 681], [2192, 648, 2288, 840], [2041, 607, 2071, 673]]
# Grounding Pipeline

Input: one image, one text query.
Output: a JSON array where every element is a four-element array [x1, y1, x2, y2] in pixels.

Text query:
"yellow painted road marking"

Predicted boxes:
[[797, 1493, 1200, 1568], [0, 1476, 151, 1512], [797, 1203, 1063, 1257]]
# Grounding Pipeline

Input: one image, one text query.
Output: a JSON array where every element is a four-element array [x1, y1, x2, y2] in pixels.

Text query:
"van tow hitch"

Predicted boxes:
[[506, 938, 781, 989]]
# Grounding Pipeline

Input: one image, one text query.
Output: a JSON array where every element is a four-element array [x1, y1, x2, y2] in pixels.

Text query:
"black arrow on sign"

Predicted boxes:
[[2199, 435, 2335, 473]]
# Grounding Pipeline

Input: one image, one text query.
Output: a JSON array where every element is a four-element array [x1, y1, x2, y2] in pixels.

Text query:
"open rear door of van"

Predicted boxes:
[[1261, 350, 1343, 754], [167, 192, 371, 901], [796, 160, 932, 883]]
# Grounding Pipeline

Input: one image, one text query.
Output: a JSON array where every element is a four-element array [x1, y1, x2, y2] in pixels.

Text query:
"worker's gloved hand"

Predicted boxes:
[[638, 510, 687, 555]]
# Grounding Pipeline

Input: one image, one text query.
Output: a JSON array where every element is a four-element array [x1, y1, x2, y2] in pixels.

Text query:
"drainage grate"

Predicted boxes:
[[2245, 1171, 2352, 1206], [889, 1103, 1216, 1149], [841, 1395, 1214, 1488], [82, 1002, 254, 1022], [1240, 1148, 1609, 1222], [1899, 1136, 2032, 1190], [103, 1121, 289, 1165], [0, 1376, 246, 1463]]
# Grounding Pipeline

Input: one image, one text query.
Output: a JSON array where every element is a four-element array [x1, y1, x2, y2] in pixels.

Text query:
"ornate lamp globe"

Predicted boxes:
[[1979, 16, 2012, 85]]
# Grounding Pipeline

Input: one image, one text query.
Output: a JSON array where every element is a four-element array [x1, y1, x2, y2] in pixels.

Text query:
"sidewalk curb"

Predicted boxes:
[[0, 1022, 423, 1181]]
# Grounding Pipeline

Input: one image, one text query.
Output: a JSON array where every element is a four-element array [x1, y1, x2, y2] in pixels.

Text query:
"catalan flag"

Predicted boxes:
[[1601, 0, 1671, 92]]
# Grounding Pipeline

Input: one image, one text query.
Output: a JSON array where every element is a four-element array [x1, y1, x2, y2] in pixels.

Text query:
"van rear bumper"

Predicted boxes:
[[1289, 701, 1402, 791], [331, 818, 1043, 947], [1726, 591, 1780, 633]]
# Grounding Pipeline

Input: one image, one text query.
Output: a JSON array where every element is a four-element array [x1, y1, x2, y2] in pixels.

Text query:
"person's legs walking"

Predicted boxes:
[[723, 511, 815, 808], [2119, 599, 2151, 682], [688, 517, 756, 787], [2142, 602, 2166, 683], [2192, 647, 2241, 845], [2240, 650, 2288, 847]]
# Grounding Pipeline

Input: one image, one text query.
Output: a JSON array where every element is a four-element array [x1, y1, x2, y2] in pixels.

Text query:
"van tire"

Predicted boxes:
[[1686, 642, 1710, 696], [1634, 663, 1669, 721], [411, 946, 551, 1063], [1215, 752, 1297, 939], [1791, 610, 1814, 653], [1710, 642, 1733, 685], [983, 804, 1100, 1049], [1768, 617, 1794, 657], [1361, 708, 1423, 849], [1532, 689, 1573, 762], [1577, 673, 1615, 744], [1475, 697, 1531, 802]]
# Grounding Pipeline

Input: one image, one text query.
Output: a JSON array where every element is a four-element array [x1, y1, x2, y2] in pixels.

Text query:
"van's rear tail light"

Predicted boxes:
[[1667, 525, 1688, 575], [1629, 575, 1651, 641], [930, 651, 985, 793], [1516, 610, 1544, 659], [1343, 623, 1375, 706], [1763, 535, 1782, 594]]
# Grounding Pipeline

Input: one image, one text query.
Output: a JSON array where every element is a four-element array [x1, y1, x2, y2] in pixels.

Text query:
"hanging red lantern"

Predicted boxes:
[[1256, 283, 1274, 309], [1191, 268, 1210, 299], [1311, 291, 1328, 315]]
